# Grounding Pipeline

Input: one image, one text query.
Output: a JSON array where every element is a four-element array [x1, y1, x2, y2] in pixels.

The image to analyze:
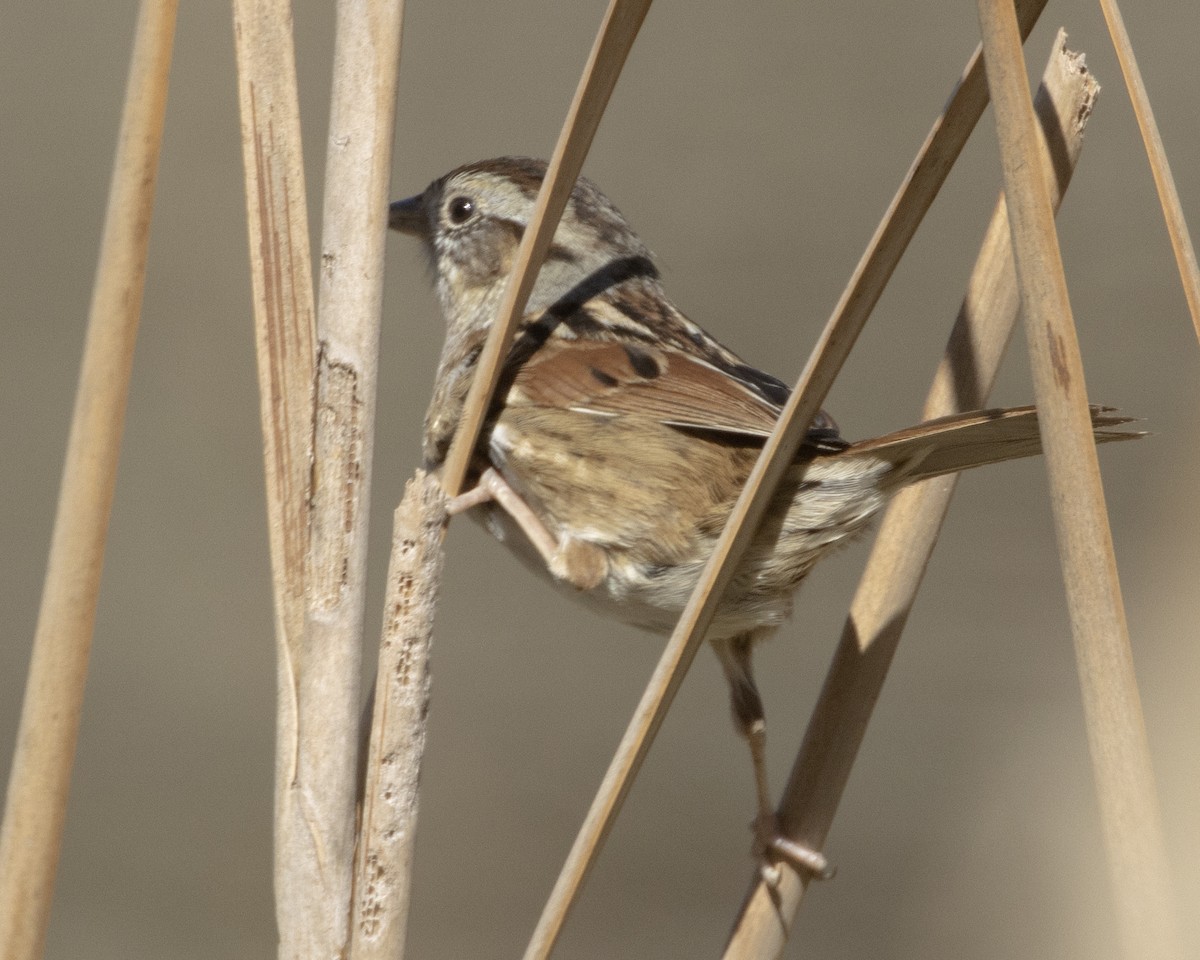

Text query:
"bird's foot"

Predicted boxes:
[[753, 812, 835, 886]]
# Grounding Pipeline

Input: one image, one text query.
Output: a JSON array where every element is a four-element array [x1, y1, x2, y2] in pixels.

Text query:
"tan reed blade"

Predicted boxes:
[[723, 32, 1097, 957], [522, 2, 1048, 957], [1096, 0, 1200, 340], [0, 2, 178, 958], [232, 0, 316, 667], [976, 2, 1182, 958], [232, 0, 324, 954], [440, 0, 654, 497]]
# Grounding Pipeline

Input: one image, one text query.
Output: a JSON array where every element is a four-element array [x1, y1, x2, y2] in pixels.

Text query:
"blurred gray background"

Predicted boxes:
[[2, 1, 1197, 957]]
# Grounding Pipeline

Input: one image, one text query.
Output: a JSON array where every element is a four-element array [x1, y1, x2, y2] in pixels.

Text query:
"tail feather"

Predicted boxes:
[[838, 405, 1142, 484]]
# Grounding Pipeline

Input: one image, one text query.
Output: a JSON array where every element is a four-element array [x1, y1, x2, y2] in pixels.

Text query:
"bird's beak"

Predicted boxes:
[[388, 194, 426, 236]]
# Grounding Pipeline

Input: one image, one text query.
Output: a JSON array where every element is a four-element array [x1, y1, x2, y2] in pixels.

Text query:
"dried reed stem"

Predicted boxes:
[[1096, 0, 1200, 341], [976, 3, 1181, 958], [231, 0, 322, 954], [0, 4, 177, 958], [522, 3, 1048, 957], [274, 0, 408, 953], [350, 472, 446, 960], [439, 0, 653, 496], [723, 33, 1096, 958]]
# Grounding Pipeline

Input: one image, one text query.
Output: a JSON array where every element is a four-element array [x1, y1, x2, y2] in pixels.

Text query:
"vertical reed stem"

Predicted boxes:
[[976, 2, 1181, 957], [0, 3, 178, 957], [351, 472, 446, 960], [231, 0, 320, 953]]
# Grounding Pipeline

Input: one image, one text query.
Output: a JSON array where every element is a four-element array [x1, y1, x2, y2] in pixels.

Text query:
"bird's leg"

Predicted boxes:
[[711, 632, 834, 883], [446, 467, 607, 590]]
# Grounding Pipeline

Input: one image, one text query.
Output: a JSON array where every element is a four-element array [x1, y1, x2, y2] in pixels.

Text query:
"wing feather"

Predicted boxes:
[[509, 339, 783, 439]]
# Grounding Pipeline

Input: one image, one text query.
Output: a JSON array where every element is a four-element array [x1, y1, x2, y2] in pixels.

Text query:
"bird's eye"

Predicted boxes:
[[447, 196, 476, 225]]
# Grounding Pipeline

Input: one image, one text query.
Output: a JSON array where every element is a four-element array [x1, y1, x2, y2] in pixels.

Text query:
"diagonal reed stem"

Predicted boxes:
[[439, 0, 653, 497], [976, 2, 1181, 958], [522, 1, 1047, 957], [1095, 0, 1200, 342], [0, 2, 178, 958], [723, 32, 1097, 958]]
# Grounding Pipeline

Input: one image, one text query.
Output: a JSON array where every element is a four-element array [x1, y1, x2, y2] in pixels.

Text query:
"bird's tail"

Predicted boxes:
[[838, 405, 1142, 485]]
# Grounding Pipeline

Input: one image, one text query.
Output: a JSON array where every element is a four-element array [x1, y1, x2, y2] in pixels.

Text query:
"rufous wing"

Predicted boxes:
[[509, 339, 784, 440]]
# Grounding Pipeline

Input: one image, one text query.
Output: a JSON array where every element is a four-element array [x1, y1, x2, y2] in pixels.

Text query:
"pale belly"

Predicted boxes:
[[472, 452, 892, 642]]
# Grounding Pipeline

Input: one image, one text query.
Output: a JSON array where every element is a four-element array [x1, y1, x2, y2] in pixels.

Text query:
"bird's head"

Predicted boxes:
[[389, 156, 656, 329]]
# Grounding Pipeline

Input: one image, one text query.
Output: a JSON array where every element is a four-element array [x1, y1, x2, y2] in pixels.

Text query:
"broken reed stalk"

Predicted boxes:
[[350, 472, 446, 960], [231, 0, 323, 955], [523, 3, 1049, 957], [0, 3, 178, 958], [723, 32, 1096, 958], [976, 2, 1181, 958], [439, 0, 653, 497], [1096, 0, 1200, 340]]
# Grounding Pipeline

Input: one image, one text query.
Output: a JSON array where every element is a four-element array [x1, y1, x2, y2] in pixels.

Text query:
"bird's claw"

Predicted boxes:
[[753, 813, 835, 885]]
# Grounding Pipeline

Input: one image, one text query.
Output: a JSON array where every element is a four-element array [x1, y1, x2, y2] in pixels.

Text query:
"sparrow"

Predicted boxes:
[[388, 156, 1136, 877]]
